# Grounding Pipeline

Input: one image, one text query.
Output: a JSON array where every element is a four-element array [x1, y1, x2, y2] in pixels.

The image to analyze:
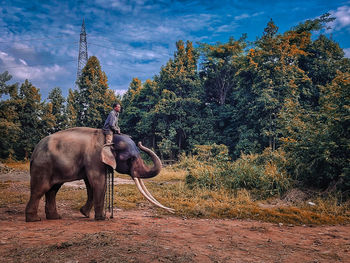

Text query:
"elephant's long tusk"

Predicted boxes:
[[133, 178, 175, 213], [138, 178, 175, 212], [134, 178, 175, 213]]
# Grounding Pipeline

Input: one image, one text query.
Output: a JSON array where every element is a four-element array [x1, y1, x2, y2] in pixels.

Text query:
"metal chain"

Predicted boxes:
[[104, 166, 114, 218], [111, 169, 114, 218], [104, 169, 108, 217]]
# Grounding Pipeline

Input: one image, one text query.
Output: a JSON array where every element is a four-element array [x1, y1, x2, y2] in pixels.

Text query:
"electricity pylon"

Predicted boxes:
[[76, 19, 88, 85]]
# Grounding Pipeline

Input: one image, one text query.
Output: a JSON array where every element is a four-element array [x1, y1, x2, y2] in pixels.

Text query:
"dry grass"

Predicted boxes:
[[152, 166, 187, 182], [116, 164, 186, 182], [140, 179, 350, 225], [56, 187, 87, 210], [1, 164, 349, 225], [2, 160, 30, 171], [0, 181, 28, 207]]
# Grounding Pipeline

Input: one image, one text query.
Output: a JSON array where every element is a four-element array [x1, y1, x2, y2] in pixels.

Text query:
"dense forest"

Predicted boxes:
[[0, 15, 349, 193]]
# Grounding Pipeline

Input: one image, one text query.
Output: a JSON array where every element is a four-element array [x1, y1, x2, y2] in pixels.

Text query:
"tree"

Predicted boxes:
[[47, 87, 66, 133], [121, 79, 161, 148], [122, 77, 142, 109], [234, 19, 312, 153], [120, 78, 143, 139], [0, 75, 56, 159], [153, 40, 212, 157], [196, 36, 247, 157], [40, 101, 56, 138], [157, 40, 202, 99], [0, 71, 17, 98], [15, 80, 43, 159], [320, 71, 350, 191], [0, 72, 20, 159], [298, 35, 348, 108], [75, 56, 118, 128], [280, 71, 350, 191], [199, 35, 246, 105], [65, 88, 79, 128]]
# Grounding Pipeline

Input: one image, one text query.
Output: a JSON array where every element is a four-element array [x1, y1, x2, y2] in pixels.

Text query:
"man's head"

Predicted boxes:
[[113, 103, 121, 112]]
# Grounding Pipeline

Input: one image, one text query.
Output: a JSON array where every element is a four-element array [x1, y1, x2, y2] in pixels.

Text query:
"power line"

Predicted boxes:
[[89, 34, 164, 47], [89, 42, 172, 58], [0, 42, 79, 51], [0, 35, 74, 44], [1, 59, 76, 69], [0, 34, 172, 58]]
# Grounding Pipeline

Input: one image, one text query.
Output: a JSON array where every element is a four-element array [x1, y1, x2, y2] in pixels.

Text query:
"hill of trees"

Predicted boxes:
[[1, 14, 349, 193]]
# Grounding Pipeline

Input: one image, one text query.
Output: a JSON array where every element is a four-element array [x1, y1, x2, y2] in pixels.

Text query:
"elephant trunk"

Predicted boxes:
[[131, 142, 162, 179]]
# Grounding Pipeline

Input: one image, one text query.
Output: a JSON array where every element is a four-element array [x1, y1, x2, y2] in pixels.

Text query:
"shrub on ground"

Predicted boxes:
[[183, 144, 292, 198]]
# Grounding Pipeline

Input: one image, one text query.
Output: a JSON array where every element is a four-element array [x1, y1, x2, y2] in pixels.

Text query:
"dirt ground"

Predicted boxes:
[[1, 169, 350, 263]]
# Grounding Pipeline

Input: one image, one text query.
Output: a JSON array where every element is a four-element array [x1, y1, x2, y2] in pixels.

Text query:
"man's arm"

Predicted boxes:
[[109, 112, 120, 134]]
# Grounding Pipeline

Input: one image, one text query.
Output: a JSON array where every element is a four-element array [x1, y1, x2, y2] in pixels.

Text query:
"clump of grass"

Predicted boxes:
[[0, 181, 28, 207], [2, 160, 30, 171], [56, 186, 87, 210], [182, 145, 292, 199], [302, 194, 350, 219], [114, 184, 140, 209], [117, 160, 187, 183], [152, 166, 187, 182]]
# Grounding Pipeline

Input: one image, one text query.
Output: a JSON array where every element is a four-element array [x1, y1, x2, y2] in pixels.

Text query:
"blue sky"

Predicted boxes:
[[1, 0, 349, 99]]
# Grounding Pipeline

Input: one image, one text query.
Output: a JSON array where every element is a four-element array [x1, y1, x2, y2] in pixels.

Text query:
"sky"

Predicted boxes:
[[0, 0, 349, 99]]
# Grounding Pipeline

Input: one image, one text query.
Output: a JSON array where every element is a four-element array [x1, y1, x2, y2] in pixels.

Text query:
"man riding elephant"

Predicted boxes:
[[103, 103, 121, 144]]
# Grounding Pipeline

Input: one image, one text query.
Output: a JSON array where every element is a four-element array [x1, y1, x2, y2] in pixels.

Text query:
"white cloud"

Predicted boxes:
[[330, 5, 350, 31], [13, 64, 66, 81], [0, 51, 15, 63], [13, 42, 34, 52], [114, 89, 127, 96], [234, 11, 264, 21], [19, 59, 27, 65], [235, 13, 250, 20], [344, 48, 350, 58], [95, 0, 135, 13], [0, 51, 67, 81], [61, 28, 76, 35], [111, 1, 132, 13]]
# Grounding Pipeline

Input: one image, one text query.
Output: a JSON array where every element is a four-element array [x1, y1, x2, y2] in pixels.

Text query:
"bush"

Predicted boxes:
[[183, 145, 292, 198], [279, 72, 350, 193]]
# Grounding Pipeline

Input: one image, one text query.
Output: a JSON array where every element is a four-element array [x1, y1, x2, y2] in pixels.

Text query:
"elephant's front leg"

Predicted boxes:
[[89, 171, 107, 221], [80, 177, 93, 217]]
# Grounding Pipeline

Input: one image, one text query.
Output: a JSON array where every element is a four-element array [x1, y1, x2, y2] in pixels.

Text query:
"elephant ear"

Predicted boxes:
[[101, 146, 116, 169]]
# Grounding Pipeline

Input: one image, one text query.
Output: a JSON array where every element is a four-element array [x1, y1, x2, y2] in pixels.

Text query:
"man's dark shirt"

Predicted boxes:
[[103, 110, 119, 134]]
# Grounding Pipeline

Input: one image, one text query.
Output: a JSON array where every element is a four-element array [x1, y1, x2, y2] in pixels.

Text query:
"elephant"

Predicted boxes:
[[25, 127, 173, 222]]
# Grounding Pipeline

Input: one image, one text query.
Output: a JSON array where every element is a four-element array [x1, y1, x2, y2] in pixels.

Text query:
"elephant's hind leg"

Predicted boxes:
[[45, 183, 63, 220], [25, 181, 51, 222]]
